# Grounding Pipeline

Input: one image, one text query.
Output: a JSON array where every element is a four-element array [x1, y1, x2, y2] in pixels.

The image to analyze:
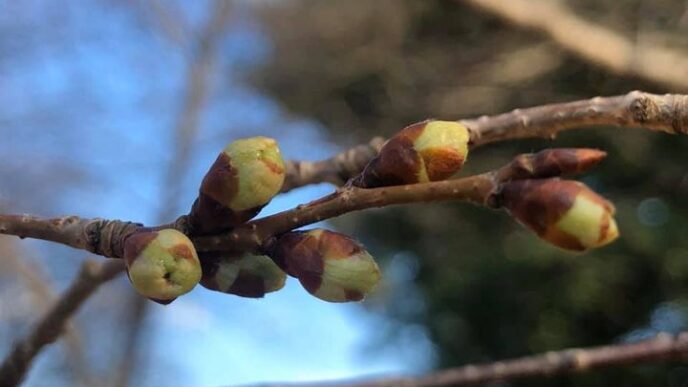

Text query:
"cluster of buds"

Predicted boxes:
[[498, 179, 618, 251], [189, 137, 286, 234], [118, 125, 623, 305], [200, 254, 286, 298], [268, 229, 381, 302], [353, 120, 470, 188], [123, 229, 202, 304]]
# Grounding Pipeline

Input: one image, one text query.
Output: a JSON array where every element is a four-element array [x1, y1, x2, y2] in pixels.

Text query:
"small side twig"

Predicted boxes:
[[281, 137, 385, 192], [0, 260, 124, 387]]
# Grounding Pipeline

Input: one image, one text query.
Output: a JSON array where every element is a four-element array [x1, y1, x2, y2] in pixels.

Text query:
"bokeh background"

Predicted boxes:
[[1, 1, 688, 386]]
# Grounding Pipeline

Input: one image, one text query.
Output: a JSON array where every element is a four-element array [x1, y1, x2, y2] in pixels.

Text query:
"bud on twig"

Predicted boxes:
[[200, 254, 286, 298], [354, 120, 469, 188], [498, 179, 619, 251], [499, 148, 607, 181], [123, 229, 202, 304], [268, 229, 381, 302], [190, 137, 285, 233]]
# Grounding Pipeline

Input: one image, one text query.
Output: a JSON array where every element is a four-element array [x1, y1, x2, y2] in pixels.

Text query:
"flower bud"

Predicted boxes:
[[190, 137, 285, 233], [268, 229, 381, 302], [354, 120, 469, 188], [123, 229, 202, 303], [200, 254, 286, 298], [499, 179, 619, 251], [499, 148, 607, 181]]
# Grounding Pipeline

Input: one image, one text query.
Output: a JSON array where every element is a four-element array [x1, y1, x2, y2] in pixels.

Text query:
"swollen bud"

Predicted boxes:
[[200, 254, 286, 298], [123, 229, 202, 304], [354, 120, 469, 188], [190, 137, 286, 233], [268, 229, 381, 302], [499, 179, 619, 251]]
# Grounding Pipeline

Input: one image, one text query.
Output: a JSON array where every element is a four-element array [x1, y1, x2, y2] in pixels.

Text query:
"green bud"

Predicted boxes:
[[500, 179, 619, 251], [190, 136, 286, 233], [269, 229, 381, 303], [123, 229, 202, 303]]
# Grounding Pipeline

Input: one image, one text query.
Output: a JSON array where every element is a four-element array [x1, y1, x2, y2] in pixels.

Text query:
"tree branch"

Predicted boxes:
[[459, 0, 688, 90], [0, 259, 124, 386], [281, 136, 385, 192], [463, 91, 688, 146], [341, 333, 688, 386], [0, 91, 686, 258]]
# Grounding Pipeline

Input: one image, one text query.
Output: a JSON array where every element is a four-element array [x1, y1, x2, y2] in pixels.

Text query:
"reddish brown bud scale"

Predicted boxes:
[[200, 254, 286, 298], [354, 120, 469, 188], [269, 229, 381, 302], [501, 148, 607, 180], [499, 179, 618, 251]]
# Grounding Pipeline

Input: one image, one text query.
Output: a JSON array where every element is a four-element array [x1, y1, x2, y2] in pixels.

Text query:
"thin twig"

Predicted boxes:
[[459, 0, 688, 90], [340, 332, 688, 386], [195, 171, 498, 254], [0, 260, 124, 387], [281, 137, 386, 192]]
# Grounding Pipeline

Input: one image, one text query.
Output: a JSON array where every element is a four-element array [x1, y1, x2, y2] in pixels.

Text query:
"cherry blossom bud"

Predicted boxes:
[[499, 179, 618, 251], [354, 120, 469, 187], [200, 254, 286, 298], [190, 137, 285, 233], [269, 229, 381, 302], [123, 229, 202, 304]]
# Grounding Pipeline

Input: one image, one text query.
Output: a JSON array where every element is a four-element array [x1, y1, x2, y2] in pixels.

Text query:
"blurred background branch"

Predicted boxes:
[[460, 0, 688, 90], [0, 260, 123, 387], [111, 1, 232, 386]]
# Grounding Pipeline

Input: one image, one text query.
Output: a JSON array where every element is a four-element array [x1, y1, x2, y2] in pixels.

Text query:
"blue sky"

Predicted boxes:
[[0, 1, 434, 385]]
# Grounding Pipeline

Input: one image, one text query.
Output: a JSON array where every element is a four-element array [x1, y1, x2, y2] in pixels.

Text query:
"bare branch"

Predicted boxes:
[[281, 137, 385, 192], [341, 333, 688, 387], [0, 260, 124, 386], [463, 91, 688, 146], [289, 91, 688, 188], [459, 0, 688, 90], [0, 216, 140, 258]]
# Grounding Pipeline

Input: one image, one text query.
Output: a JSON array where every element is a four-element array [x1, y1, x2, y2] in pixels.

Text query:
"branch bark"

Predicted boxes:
[[281, 136, 385, 192], [0, 260, 124, 386], [342, 333, 688, 386], [459, 0, 688, 90]]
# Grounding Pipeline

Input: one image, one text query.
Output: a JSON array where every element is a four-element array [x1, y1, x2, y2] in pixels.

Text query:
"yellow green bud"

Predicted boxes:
[[123, 229, 202, 303], [500, 179, 619, 251], [190, 136, 285, 233], [200, 254, 286, 298], [354, 120, 469, 187], [269, 229, 381, 302]]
